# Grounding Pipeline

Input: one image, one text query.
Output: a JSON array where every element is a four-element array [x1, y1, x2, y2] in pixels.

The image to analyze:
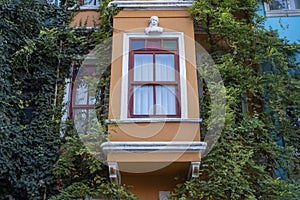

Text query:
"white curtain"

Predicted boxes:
[[156, 54, 175, 81], [133, 86, 154, 115], [134, 54, 153, 81], [156, 86, 176, 115]]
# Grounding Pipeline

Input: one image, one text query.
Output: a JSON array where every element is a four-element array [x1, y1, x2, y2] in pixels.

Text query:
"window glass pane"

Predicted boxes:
[[293, 0, 300, 9], [88, 79, 97, 105], [47, 0, 60, 5], [87, 109, 98, 132], [163, 40, 178, 50], [134, 54, 153, 81], [75, 80, 88, 105], [89, 93, 96, 105], [269, 0, 288, 10], [156, 54, 175, 81], [83, 0, 97, 6], [74, 109, 88, 133], [147, 39, 161, 49], [131, 40, 145, 49], [133, 85, 154, 115], [156, 86, 176, 115]]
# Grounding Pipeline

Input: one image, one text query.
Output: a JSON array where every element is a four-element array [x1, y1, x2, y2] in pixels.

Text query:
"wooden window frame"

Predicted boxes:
[[128, 46, 181, 118], [70, 65, 98, 133]]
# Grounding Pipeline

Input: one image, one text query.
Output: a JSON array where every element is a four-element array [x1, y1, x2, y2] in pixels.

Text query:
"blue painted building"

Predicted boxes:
[[262, 1, 300, 81], [260, 0, 300, 128], [259, 0, 300, 179], [259, 1, 300, 50]]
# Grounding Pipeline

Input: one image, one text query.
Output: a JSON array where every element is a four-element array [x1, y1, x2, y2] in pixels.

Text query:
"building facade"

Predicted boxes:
[[66, 0, 299, 199], [68, 1, 207, 199], [260, 0, 300, 179]]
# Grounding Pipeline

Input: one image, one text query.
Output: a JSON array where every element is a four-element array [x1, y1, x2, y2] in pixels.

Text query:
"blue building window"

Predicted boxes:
[[269, 0, 300, 10], [265, 0, 300, 16]]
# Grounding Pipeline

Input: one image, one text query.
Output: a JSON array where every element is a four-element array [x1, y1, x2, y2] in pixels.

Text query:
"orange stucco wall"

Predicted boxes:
[[122, 175, 180, 200], [122, 174, 180, 200], [108, 9, 201, 142], [109, 10, 199, 118], [121, 162, 190, 200], [108, 152, 201, 163], [108, 122, 200, 141], [70, 10, 100, 27]]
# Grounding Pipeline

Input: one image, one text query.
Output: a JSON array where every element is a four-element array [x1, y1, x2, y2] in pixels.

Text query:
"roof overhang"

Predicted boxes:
[[108, 0, 195, 9]]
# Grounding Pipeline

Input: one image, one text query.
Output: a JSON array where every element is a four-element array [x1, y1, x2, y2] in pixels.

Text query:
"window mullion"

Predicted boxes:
[[87, 81, 90, 106], [153, 85, 156, 115], [153, 52, 156, 115]]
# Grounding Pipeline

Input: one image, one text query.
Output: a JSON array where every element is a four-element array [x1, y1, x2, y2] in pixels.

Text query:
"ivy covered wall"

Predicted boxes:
[[0, 0, 93, 199], [171, 0, 300, 199], [1, 0, 299, 199]]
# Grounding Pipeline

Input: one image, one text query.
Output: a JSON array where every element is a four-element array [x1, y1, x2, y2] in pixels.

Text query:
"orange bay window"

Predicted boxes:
[[128, 38, 180, 118]]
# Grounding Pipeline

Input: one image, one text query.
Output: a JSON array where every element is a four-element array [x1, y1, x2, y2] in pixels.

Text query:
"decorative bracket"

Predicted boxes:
[[188, 162, 201, 179], [108, 162, 121, 184]]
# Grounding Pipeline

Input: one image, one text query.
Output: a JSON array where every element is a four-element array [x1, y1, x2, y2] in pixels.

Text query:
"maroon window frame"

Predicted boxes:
[[70, 65, 98, 133], [128, 38, 181, 118]]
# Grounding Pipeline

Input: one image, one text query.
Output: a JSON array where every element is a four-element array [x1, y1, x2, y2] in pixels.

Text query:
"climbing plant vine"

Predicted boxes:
[[0, 0, 135, 199], [1, 0, 299, 199], [171, 0, 300, 199]]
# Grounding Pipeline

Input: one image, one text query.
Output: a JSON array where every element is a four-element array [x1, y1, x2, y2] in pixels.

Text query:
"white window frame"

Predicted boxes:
[[264, 0, 300, 17], [120, 32, 188, 121], [47, 0, 60, 5], [80, 0, 100, 10]]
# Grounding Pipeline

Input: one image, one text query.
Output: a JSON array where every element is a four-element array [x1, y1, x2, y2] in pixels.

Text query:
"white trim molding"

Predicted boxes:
[[101, 141, 207, 154], [108, 0, 195, 9], [120, 32, 188, 120], [106, 118, 203, 124]]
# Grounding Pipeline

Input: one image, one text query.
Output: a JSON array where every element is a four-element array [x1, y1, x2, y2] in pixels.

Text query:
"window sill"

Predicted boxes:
[[68, 5, 100, 11], [106, 118, 203, 124], [266, 9, 300, 17], [79, 5, 100, 10]]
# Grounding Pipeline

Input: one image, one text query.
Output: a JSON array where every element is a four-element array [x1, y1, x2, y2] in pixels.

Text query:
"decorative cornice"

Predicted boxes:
[[108, 0, 195, 9], [106, 118, 203, 123], [101, 141, 207, 154]]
